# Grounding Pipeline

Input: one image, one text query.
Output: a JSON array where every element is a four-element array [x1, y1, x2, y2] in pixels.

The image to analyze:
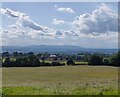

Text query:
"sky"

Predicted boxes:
[[0, 2, 118, 49]]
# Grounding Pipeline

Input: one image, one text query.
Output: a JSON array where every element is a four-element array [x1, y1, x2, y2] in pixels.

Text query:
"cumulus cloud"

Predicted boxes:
[[54, 5, 75, 14], [73, 4, 118, 35], [64, 30, 79, 37], [52, 19, 65, 25], [16, 15, 44, 31], [0, 8, 53, 33], [1, 4, 118, 47], [28, 29, 56, 39], [0, 8, 20, 18]]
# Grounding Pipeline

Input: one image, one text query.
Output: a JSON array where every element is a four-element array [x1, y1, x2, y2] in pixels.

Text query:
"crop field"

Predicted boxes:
[[2, 65, 118, 95]]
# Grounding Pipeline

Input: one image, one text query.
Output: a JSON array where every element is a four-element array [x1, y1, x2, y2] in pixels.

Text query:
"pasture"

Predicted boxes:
[[2, 65, 118, 95]]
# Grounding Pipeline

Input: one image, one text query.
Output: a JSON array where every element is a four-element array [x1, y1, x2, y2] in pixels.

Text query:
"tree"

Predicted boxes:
[[43, 52, 49, 58], [27, 55, 41, 67], [67, 59, 75, 65], [2, 52, 10, 57], [27, 52, 34, 56], [15, 57, 24, 67], [19, 52, 24, 57], [37, 53, 42, 58], [103, 58, 110, 65], [3, 57, 12, 67], [116, 51, 120, 66], [52, 61, 59, 66], [88, 54, 103, 65], [111, 51, 120, 66], [13, 52, 19, 57]]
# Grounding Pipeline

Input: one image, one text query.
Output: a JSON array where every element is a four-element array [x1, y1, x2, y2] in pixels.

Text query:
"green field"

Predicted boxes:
[[2, 66, 118, 95], [44, 60, 88, 65]]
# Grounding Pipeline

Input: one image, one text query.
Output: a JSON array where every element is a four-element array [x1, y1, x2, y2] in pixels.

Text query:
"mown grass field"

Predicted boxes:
[[2, 65, 118, 95]]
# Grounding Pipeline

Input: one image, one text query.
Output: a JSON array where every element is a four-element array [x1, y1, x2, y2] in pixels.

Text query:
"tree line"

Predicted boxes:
[[88, 51, 120, 66], [2, 55, 66, 67], [1, 51, 120, 67]]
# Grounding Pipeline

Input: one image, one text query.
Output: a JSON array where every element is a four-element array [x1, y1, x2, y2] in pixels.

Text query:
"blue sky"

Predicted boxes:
[[2, 3, 97, 28], [2, 2, 117, 29], [0, 2, 118, 48]]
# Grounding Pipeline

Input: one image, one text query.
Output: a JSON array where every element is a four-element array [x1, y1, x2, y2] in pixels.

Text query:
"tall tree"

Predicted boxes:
[[89, 54, 103, 65]]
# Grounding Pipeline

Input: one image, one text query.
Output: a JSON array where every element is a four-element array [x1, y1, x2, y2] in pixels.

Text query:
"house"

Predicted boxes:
[[50, 54, 57, 58], [76, 55, 85, 61]]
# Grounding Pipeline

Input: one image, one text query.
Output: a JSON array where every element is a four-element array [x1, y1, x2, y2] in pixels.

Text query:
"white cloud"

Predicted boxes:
[[64, 30, 79, 37], [16, 15, 44, 31], [73, 3, 118, 35], [1, 4, 118, 48], [0, 8, 24, 18], [52, 18, 65, 25], [54, 5, 75, 14], [0, 8, 53, 33]]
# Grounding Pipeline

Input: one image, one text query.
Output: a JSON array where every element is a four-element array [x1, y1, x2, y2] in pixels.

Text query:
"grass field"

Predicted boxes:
[[44, 60, 88, 65], [2, 65, 118, 95]]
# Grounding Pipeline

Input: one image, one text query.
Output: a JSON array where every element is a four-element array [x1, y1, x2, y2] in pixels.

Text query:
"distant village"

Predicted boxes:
[[1, 51, 119, 67], [2, 51, 88, 62]]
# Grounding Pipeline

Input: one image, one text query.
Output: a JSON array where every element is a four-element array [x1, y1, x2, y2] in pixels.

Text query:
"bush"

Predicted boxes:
[[67, 59, 75, 65], [103, 58, 110, 65], [88, 54, 103, 65], [41, 62, 51, 66], [3, 55, 41, 67], [111, 51, 120, 66]]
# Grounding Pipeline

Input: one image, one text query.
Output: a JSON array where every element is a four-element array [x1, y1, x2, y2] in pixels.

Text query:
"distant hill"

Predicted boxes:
[[1, 45, 118, 54]]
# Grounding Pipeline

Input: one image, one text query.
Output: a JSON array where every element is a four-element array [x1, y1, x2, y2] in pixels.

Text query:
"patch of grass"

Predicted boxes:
[[75, 61, 88, 65], [43, 60, 88, 65], [43, 60, 52, 63], [2, 66, 118, 95], [2, 85, 118, 95], [2, 86, 52, 95]]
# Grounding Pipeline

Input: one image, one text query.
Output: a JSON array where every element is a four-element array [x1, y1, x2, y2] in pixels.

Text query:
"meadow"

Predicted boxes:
[[2, 65, 118, 95]]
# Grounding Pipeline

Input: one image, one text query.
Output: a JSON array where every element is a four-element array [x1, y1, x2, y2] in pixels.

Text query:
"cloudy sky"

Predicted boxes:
[[0, 2, 118, 48]]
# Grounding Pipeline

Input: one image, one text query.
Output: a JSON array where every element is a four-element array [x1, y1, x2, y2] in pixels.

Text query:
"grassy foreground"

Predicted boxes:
[[2, 65, 118, 95]]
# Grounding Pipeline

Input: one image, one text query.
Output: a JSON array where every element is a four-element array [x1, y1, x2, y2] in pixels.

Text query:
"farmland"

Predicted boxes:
[[2, 65, 118, 95], [1, 1, 119, 96]]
